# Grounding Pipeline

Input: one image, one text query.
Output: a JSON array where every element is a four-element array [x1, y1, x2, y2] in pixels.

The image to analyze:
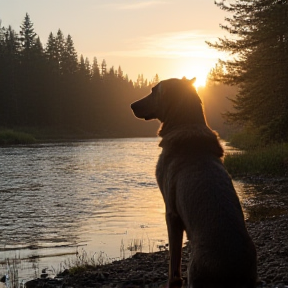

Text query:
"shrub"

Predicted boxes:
[[0, 129, 36, 145], [227, 127, 262, 150]]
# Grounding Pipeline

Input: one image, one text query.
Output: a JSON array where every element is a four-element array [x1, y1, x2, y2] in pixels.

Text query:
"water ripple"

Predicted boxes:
[[0, 138, 249, 280]]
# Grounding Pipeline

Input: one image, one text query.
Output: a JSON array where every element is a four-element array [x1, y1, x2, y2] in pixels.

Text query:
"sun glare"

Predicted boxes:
[[174, 63, 210, 90], [193, 74, 207, 90], [183, 71, 208, 90]]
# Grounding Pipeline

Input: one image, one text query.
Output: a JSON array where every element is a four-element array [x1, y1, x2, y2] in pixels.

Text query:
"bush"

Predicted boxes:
[[227, 127, 262, 150], [0, 129, 36, 145]]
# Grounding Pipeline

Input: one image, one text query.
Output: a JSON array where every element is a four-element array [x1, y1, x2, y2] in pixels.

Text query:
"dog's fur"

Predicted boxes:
[[131, 78, 257, 288]]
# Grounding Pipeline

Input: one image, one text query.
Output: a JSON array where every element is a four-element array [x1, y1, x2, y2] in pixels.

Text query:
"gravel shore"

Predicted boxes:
[[26, 178, 288, 288], [25, 216, 288, 288]]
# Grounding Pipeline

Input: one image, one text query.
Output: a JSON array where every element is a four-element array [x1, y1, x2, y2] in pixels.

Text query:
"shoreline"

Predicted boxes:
[[0, 127, 159, 146], [25, 215, 288, 288], [25, 176, 288, 288]]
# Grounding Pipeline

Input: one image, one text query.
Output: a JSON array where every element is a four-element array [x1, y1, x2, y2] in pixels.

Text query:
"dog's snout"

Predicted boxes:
[[131, 102, 137, 111], [131, 95, 157, 121], [131, 99, 145, 119], [131, 100, 140, 114]]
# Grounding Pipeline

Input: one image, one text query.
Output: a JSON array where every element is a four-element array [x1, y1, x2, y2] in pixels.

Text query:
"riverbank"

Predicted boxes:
[[0, 127, 158, 145], [25, 216, 288, 288], [25, 177, 288, 288]]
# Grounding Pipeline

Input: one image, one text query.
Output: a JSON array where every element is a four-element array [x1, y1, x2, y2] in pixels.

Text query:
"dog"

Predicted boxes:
[[131, 78, 257, 288]]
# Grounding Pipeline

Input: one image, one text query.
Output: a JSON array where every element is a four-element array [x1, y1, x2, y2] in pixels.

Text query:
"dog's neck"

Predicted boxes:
[[158, 124, 224, 158]]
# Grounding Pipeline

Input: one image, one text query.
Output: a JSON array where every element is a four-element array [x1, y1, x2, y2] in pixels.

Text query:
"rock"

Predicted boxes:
[[25, 278, 63, 288]]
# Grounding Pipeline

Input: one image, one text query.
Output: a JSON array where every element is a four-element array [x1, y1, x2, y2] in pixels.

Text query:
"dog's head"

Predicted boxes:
[[131, 77, 206, 127], [131, 77, 223, 156]]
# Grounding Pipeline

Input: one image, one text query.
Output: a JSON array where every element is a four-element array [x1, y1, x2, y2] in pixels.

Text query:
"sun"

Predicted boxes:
[[193, 74, 207, 90], [181, 68, 209, 90], [174, 62, 211, 90]]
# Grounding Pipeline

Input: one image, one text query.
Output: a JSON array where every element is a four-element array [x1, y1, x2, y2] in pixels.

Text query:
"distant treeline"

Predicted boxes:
[[0, 13, 236, 139], [0, 13, 160, 138]]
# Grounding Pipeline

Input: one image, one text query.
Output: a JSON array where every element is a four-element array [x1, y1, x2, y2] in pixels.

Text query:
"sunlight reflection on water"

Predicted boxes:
[[0, 138, 165, 280], [0, 138, 249, 281]]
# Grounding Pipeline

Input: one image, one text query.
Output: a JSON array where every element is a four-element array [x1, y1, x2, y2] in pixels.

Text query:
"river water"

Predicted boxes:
[[0, 138, 248, 282]]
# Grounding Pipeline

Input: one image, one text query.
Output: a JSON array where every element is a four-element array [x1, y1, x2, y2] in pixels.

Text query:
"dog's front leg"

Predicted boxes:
[[166, 212, 184, 288]]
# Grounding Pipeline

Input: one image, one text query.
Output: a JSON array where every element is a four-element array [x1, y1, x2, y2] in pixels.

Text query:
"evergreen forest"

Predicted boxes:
[[3, 1, 287, 144], [208, 0, 288, 144], [0, 13, 160, 139]]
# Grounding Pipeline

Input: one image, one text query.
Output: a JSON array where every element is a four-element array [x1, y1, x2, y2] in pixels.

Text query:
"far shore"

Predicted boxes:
[[0, 128, 159, 146]]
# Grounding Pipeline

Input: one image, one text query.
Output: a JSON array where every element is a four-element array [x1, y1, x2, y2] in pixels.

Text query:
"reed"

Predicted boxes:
[[227, 128, 261, 150], [62, 249, 110, 275], [2, 258, 25, 288], [224, 143, 288, 176]]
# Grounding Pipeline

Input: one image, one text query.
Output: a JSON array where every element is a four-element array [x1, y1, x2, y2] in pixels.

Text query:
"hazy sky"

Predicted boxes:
[[0, 0, 229, 86]]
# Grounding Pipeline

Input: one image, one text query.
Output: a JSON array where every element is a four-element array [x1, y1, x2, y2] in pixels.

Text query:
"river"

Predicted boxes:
[[0, 138, 248, 282]]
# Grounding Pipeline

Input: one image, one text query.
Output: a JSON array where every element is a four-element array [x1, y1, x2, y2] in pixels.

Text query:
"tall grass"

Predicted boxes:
[[2, 259, 25, 288], [0, 129, 36, 145], [227, 128, 262, 150], [62, 249, 111, 275], [224, 143, 288, 176]]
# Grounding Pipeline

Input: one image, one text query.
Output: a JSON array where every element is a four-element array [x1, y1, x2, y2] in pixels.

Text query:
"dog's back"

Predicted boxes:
[[157, 144, 257, 288]]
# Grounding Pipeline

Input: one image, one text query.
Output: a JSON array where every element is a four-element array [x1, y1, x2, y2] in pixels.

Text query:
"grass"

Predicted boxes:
[[0, 129, 36, 145], [0, 126, 101, 145], [61, 249, 111, 275], [224, 143, 288, 176], [225, 127, 288, 176], [2, 238, 160, 286], [2, 258, 25, 288]]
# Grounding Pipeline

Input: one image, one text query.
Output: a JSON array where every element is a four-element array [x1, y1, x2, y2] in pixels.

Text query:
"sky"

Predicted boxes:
[[0, 0, 229, 87]]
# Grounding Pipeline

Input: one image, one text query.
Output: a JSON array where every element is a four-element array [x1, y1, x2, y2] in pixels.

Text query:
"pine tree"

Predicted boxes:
[[78, 55, 91, 79], [32, 36, 43, 55], [55, 29, 65, 74], [92, 57, 100, 80], [101, 59, 107, 76], [19, 13, 37, 52], [18, 13, 47, 125], [150, 74, 160, 87], [84, 57, 91, 78], [61, 34, 78, 75], [117, 66, 124, 79], [0, 25, 21, 125], [207, 0, 288, 142], [45, 32, 59, 73]]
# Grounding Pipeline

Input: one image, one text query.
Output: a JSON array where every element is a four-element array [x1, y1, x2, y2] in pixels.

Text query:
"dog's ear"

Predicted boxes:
[[189, 77, 196, 84], [182, 77, 196, 85]]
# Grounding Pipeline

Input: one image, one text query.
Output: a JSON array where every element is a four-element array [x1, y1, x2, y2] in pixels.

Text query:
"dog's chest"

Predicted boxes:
[[156, 151, 183, 200], [156, 152, 172, 208], [156, 153, 165, 193]]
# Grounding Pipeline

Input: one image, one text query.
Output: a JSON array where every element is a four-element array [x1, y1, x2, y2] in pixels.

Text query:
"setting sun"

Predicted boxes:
[[187, 71, 208, 90], [173, 63, 210, 90]]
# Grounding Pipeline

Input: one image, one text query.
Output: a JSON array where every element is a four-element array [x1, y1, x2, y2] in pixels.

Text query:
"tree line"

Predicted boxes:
[[4, 8, 279, 141], [207, 0, 288, 143], [0, 13, 159, 138]]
